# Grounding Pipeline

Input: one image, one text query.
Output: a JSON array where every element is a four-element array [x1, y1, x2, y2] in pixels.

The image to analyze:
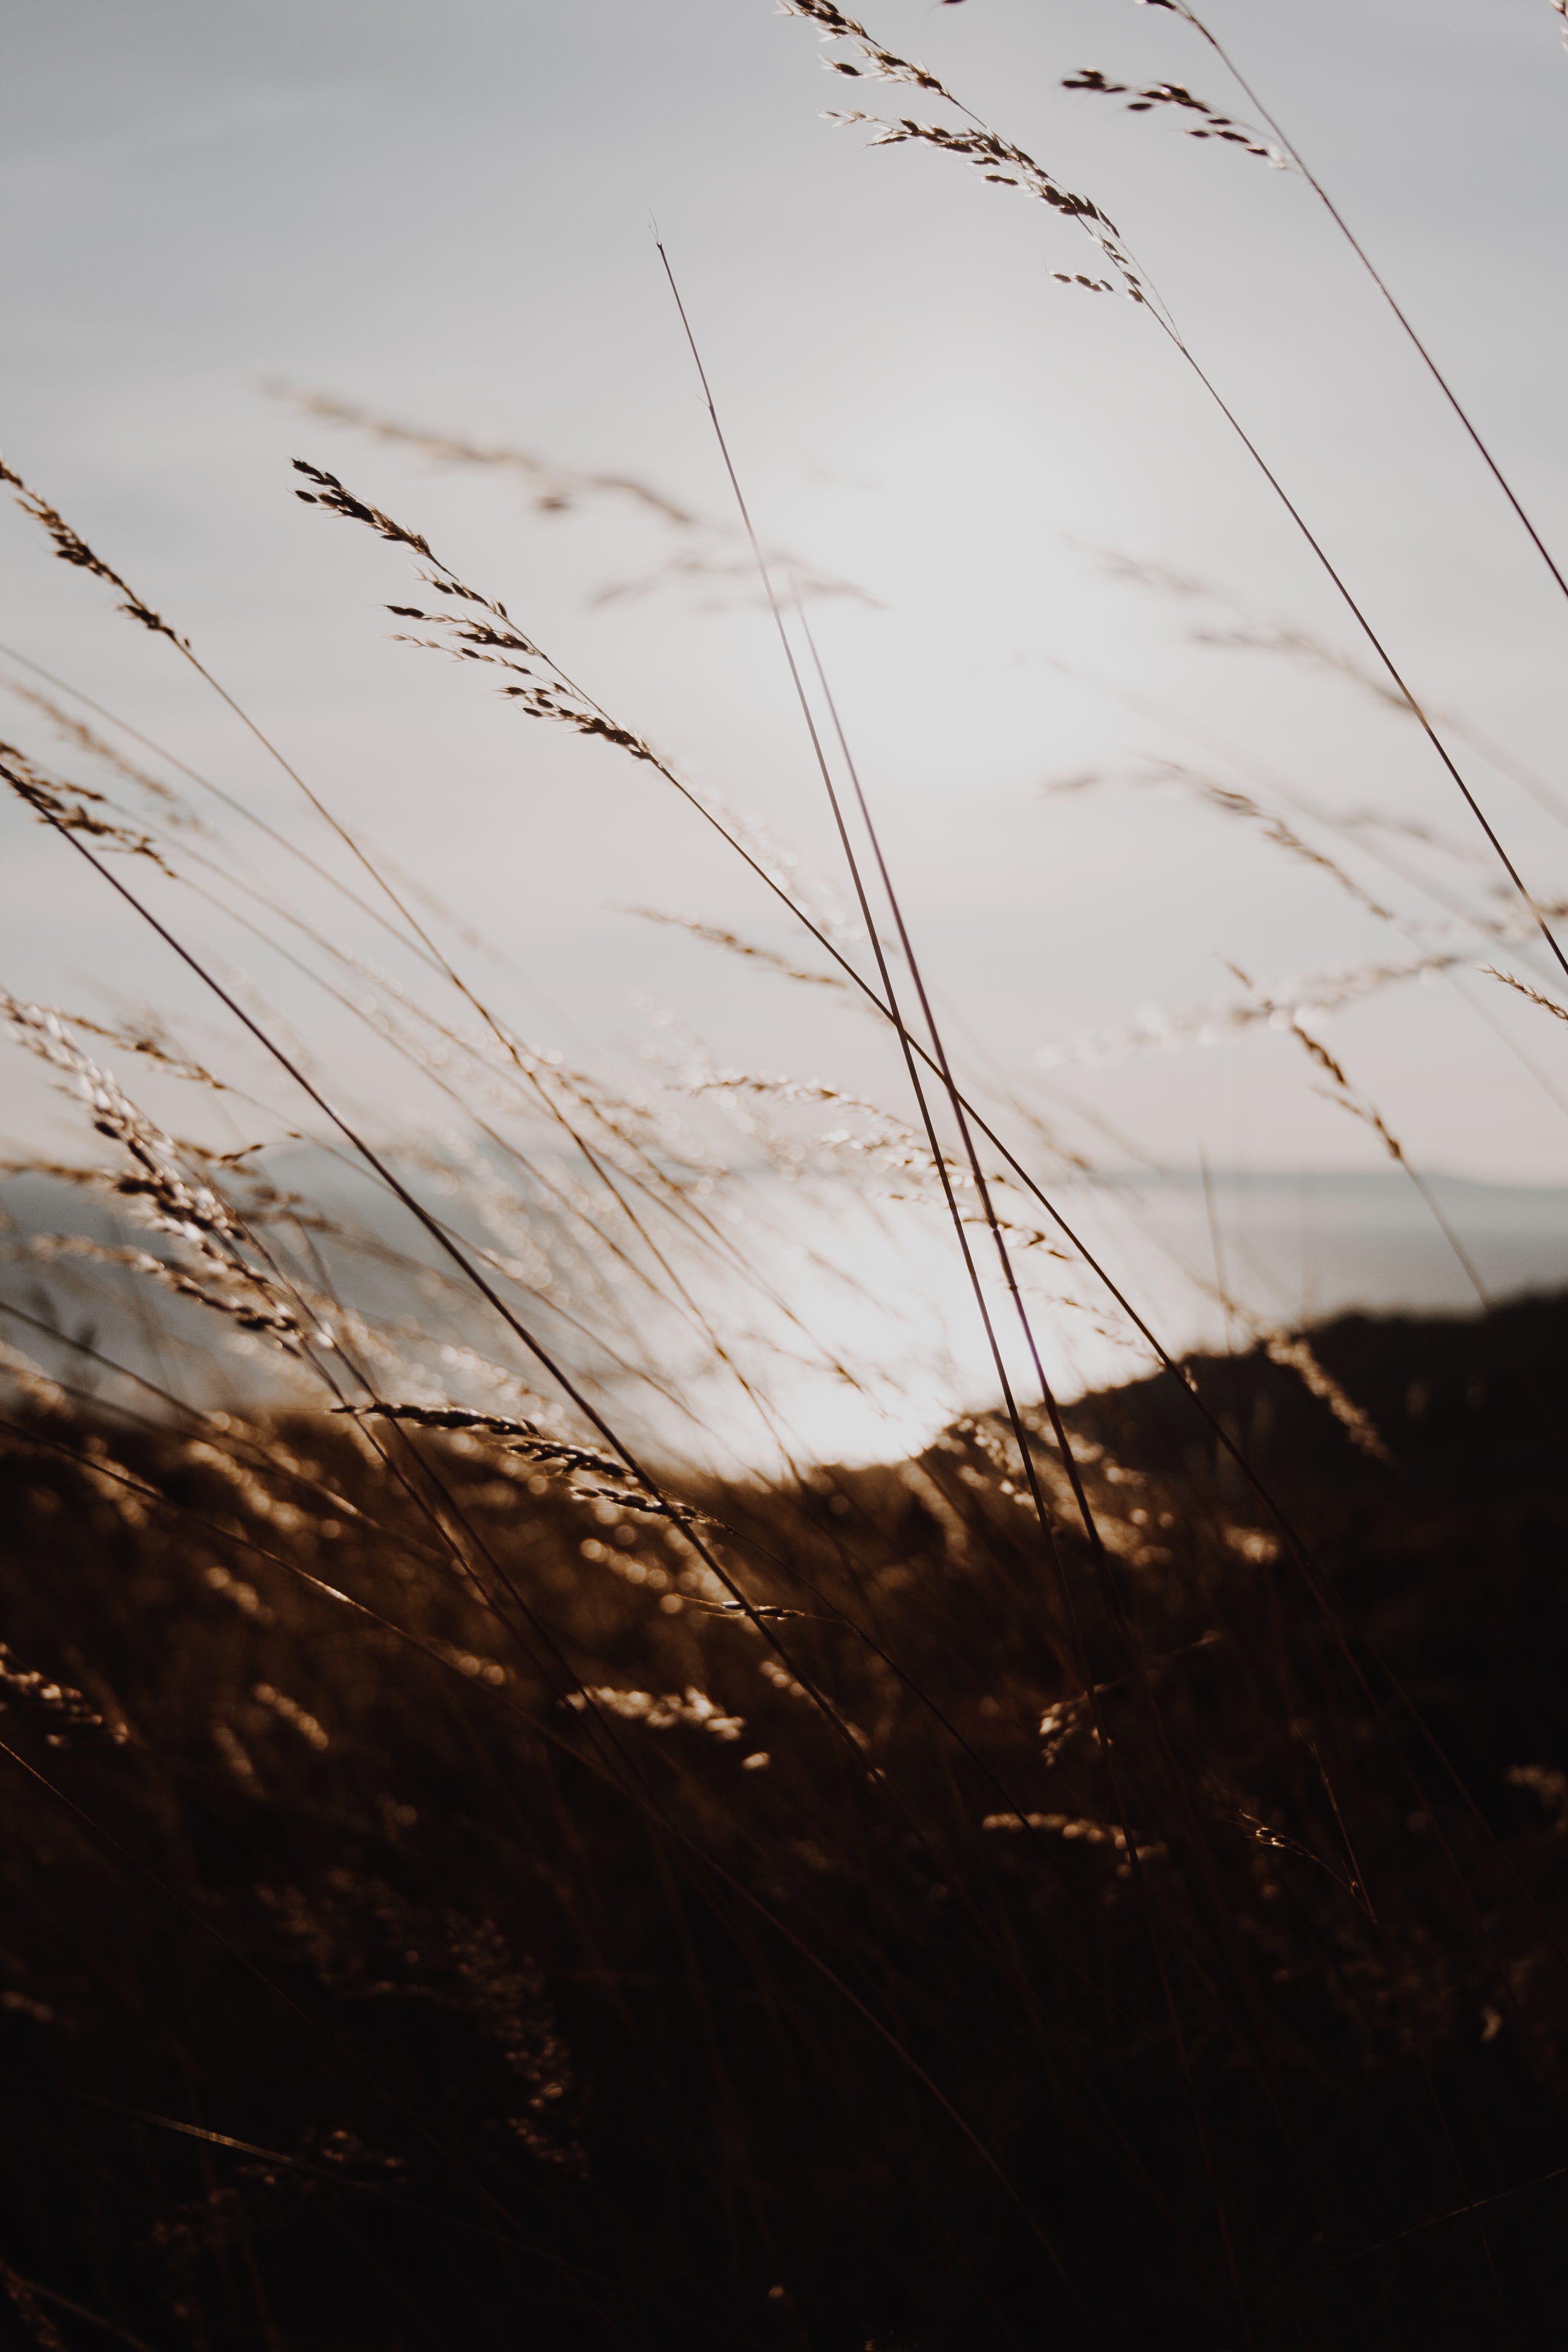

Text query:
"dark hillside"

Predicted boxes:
[[1, 1295, 1566, 2348]]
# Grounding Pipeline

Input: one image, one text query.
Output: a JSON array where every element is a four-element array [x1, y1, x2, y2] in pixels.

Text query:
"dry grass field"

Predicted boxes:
[[4, 4, 1568, 2342]]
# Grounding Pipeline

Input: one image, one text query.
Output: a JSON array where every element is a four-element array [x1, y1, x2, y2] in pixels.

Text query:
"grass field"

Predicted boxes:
[[2, 1292, 1567, 2344], [4, 3, 1568, 2342]]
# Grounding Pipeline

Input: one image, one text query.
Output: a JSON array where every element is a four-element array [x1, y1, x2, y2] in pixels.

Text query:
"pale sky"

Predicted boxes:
[[5, 0, 1568, 1200]]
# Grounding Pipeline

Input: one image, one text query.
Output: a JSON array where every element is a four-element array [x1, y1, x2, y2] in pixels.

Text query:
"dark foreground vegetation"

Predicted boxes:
[[2, 1292, 1567, 2350]]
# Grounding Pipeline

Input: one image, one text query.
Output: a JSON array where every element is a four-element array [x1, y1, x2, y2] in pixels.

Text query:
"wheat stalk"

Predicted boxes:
[[774, 4, 1568, 983]]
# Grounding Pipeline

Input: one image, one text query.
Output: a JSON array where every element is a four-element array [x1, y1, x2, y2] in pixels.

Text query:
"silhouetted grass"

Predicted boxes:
[[1, 1294, 1566, 2347], [4, 10, 1568, 2343]]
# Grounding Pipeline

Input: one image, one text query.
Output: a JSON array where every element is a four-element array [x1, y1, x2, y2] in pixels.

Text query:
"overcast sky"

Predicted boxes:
[[4, 0, 1568, 1192]]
